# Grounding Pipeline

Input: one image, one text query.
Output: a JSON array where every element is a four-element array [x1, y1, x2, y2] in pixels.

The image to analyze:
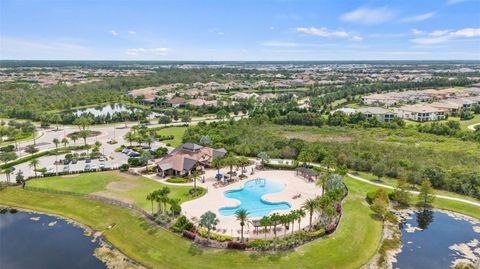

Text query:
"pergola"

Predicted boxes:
[[295, 167, 319, 182]]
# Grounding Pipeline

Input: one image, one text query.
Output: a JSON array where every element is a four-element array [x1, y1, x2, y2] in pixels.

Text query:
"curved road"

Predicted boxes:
[[467, 122, 480, 131]]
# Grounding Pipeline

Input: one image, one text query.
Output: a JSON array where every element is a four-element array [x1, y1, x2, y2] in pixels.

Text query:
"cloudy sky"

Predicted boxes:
[[0, 0, 479, 60]]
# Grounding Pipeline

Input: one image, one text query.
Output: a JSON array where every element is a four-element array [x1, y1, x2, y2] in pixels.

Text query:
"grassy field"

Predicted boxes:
[[155, 126, 187, 147], [354, 171, 480, 204], [1, 176, 383, 269], [26, 171, 202, 211]]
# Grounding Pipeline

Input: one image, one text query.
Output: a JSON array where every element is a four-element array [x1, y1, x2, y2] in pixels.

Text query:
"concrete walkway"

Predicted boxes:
[[467, 122, 480, 131]]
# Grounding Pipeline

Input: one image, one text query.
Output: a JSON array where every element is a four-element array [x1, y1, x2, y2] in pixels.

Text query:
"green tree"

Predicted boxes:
[[0, 151, 17, 164], [259, 216, 272, 239], [235, 209, 250, 243], [78, 130, 90, 145], [29, 159, 40, 177], [418, 179, 435, 208], [302, 198, 317, 230], [25, 144, 38, 155], [74, 116, 93, 131], [270, 213, 281, 239], [70, 134, 79, 145], [61, 137, 69, 147], [146, 192, 155, 214], [52, 138, 60, 151], [200, 211, 219, 240], [393, 177, 411, 206], [372, 162, 386, 181], [211, 156, 224, 175]]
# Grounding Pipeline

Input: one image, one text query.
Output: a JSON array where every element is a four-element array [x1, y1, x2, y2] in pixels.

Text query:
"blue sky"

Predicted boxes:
[[1, 0, 479, 60]]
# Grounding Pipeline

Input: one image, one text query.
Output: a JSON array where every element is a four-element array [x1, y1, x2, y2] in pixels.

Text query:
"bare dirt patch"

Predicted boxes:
[[62, 174, 81, 178], [283, 132, 354, 143], [92, 191, 134, 204], [106, 181, 138, 192]]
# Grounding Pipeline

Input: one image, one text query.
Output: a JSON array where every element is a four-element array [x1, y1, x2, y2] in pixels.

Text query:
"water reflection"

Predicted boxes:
[[416, 209, 434, 230]]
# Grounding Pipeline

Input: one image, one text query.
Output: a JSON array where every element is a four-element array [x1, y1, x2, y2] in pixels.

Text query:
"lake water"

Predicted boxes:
[[393, 210, 480, 269], [0, 210, 106, 269], [73, 103, 159, 118]]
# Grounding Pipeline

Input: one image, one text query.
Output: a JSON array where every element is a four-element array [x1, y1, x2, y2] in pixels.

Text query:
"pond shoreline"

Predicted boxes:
[[0, 206, 143, 269]]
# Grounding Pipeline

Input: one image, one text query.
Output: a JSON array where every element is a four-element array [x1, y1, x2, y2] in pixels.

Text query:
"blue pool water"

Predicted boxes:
[[218, 179, 291, 217]]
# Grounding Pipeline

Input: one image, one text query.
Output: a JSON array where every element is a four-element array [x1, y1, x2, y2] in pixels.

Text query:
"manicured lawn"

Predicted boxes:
[[0, 176, 383, 269], [156, 126, 187, 147], [27, 172, 120, 194], [26, 171, 203, 211]]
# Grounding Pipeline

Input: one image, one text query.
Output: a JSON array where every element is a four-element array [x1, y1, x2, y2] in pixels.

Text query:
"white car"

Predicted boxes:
[[91, 164, 98, 171]]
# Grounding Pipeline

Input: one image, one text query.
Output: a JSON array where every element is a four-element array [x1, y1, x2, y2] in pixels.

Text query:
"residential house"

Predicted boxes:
[[396, 104, 447, 121], [156, 143, 227, 177], [356, 107, 395, 122]]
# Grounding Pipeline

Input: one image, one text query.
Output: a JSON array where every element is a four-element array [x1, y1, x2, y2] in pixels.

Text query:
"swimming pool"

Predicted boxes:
[[218, 178, 291, 217]]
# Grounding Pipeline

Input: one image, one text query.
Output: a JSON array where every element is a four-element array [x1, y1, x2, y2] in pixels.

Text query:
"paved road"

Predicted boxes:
[[467, 122, 480, 131]]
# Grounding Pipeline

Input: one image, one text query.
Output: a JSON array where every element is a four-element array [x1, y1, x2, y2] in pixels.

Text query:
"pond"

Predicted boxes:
[[72, 103, 160, 118], [393, 210, 480, 269], [0, 210, 106, 269]]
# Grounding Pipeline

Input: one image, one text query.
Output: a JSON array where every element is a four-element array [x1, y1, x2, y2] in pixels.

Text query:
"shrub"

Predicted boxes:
[[128, 157, 141, 167], [246, 239, 272, 250], [182, 231, 196, 240], [172, 216, 193, 232], [198, 229, 233, 242], [306, 228, 325, 238], [0, 145, 15, 152], [263, 162, 298, 170], [119, 163, 130, 171], [227, 241, 246, 250], [325, 224, 336, 234]]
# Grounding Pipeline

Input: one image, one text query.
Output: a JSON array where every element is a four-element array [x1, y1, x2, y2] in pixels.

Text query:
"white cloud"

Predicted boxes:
[[351, 36, 363, 42], [340, 7, 396, 25], [296, 27, 362, 41], [110, 30, 119, 36], [260, 41, 298, 47], [216, 32, 225, 36], [411, 29, 425, 35], [429, 30, 449, 36], [451, 28, 480, 37], [128, 31, 136, 35], [269, 26, 275, 30], [411, 36, 450, 45], [400, 12, 435, 23], [410, 27, 480, 45], [125, 47, 170, 57], [296, 27, 348, 38]]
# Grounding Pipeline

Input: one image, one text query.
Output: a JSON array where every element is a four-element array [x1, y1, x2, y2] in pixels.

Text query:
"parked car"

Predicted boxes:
[[99, 157, 105, 162], [85, 158, 91, 163], [47, 167, 55, 173], [99, 163, 105, 170], [84, 164, 91, 171], [128, 151, 140, 157], [63, 159, 71, 165], [63, 166, 69, 173], [91, 164, 97, 171], [71, 159, 78, 164]]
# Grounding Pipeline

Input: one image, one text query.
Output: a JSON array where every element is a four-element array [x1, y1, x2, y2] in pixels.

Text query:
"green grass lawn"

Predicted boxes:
[[156, 126, 187, 147], [354, 171, 480, 204], [1, 175, 383, 269], [26, 171, 203, 211], [405, 115, 480, 131]]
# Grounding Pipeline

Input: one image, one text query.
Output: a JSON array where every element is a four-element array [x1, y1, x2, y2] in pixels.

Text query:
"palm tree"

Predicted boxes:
[[191, 170, 200, 190], [3, 168, 13, 183], [281, 214, 290, 237], [289, 212, 297, 234], [270, 213, 281, 239], [169, 198, 180, 219], [70, 134, 79, 145], [317, 174, 329, 196], [61, 137, 69, 147], [302, 198, 317, 230], [159, 186, 171, 216], [211, 156, 224, 176], [125, 132, 135, 147], [237, 156, 250, 176], [29, 159, 40, 177], [260, 216, 271, 239], [235, 209, 249, 243], [295, 209, 306, 232], [146, 192, 155, 214], [78, 130, 90, 145], [52, 138, 60, 151]]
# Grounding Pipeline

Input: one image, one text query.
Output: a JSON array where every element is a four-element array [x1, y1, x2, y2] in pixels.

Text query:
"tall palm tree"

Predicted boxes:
[[260, 216, 271, 240], [125, 132, 135, 147], [281, 214, 290, 237], [289, 211, 297, 234], [146, 192, 155, 214], [235, 209, 249, 243], [52, 138, 60, 150], [302, 198, 318, 230], [211, 156, 224, 176], [29, 159, 40, 177], [295, 209, 306, 232], [71, 134, 79, 145], [61, 137, 69, 147], [270, 213, 281, 239], [191, 170, 200, 190]]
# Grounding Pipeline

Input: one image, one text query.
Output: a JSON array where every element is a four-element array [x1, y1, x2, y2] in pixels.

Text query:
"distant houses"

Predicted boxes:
[[395, 104, 447, 122]]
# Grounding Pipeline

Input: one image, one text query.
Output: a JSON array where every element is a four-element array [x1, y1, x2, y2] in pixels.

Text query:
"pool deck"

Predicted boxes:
[[151, 166, 321, 239]]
